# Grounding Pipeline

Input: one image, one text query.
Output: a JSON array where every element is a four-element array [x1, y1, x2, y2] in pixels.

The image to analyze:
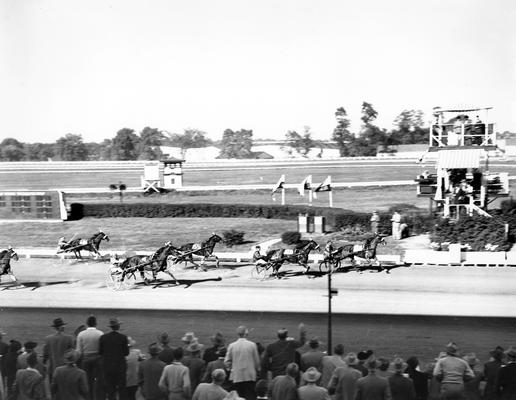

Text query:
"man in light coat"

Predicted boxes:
[[354, 358, 391, 400], [225, 325, 261, 400]]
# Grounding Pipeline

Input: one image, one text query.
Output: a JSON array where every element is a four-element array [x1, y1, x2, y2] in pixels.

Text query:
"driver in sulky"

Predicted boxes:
[[252, 245, 268, 265]]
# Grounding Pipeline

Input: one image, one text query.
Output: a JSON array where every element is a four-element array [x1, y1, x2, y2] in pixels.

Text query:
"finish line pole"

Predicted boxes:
[[327, 266, 333, 355]]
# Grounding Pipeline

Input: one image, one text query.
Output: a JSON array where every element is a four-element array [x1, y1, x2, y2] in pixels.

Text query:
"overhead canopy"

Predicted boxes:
[[437, 149, 485, 169]]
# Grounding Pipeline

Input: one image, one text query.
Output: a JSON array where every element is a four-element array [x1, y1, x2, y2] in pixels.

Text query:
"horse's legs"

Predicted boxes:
[[139, 266, 149, 285]]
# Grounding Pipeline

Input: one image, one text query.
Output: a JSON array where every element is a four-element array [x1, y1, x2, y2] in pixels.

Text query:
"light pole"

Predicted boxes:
[[327, 266, 337, 355]]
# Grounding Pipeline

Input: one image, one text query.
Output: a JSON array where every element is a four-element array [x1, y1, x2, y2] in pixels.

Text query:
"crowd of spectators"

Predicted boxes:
[[0, 318, 515, 400]]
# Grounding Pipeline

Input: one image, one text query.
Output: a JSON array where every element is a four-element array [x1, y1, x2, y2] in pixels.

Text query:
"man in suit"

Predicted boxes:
[[433, 342, 474, 400], [52, 349, 89, 400], [43, 317, 74, 383], [10, 352, 47, 400], [76, 315, 104, 400], [484, 346, 505, 400], [496, 346, 516, 400], [225, 325, 261, 400], [262, 324, 306, 379], [269, 362, 299, 400], [354, 358, 392, 400], [328, 353, 362, 400], [388, 358, 415, 400], [99, 317, 129, 400], [139, 343, 166, 400]]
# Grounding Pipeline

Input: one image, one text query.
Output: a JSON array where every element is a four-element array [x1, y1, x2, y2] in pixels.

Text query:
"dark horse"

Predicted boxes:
[[177, 234, 223, 270], [0, 246, 19, 283], [115, 243, 179, 285], [344, 233, 387, 271], [58, 230, 110, 259], [266, 240, 320, 276]]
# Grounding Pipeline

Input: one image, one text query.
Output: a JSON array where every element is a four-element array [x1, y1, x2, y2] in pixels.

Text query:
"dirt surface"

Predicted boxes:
[[2, 255, 516, 317]]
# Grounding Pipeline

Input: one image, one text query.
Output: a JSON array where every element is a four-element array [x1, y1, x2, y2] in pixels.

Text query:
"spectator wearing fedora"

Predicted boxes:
[[99, 317, 129, 400], [11, 352, 46, 400], [269, 362, 299, 400], [320, 344, 347, 388], [126, 337, 144, 400], [262, 324, 306, 379], [204, 332, 226, 364], [496, 346, 516, 400], [433, 342, 474, 400], [51, 349, 89, 400], [328, 353, 362, 400], [138, 343, 166, 400], [158, 332, 175, 365], [355, 358, 391, 400], [181, 332, 198, 353], [17, 341, 44, 375], [0, 328, 8, 382], [203, 346, 231, 392], [463, 353, 483, 400], [76, 315, 104, 400], [159, 347, 191, 400], [388, 358, 415, 400], [192, 368, 229, 400], [484, 346, 505, 400], [298, 367, 330, 400], [225, 325, 261, 400], [376, 358, 392, 379], [300, 338, 325, 373], [4, 340, 22, 397], [43, 317, 74, 383], [405, 356, 429, 400], [355, 350, 374, 377], [183, 340, 206, 393]]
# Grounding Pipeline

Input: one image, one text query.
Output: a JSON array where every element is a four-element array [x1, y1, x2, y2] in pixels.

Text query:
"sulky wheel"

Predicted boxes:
[[106, 268, 123, 290], [120, 272, 138, 290], [251, 264, 268, 280]]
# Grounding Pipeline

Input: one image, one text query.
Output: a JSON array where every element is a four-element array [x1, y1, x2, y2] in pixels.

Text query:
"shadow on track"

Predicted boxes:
[[148, 276, 223, 289], [1, 280, 78, 291]]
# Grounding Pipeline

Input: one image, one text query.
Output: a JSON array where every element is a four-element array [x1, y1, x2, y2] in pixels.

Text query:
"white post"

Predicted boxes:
[[309, 189, 313, 206], [281, 188, 285, 206], [329, 190, 333, 208]]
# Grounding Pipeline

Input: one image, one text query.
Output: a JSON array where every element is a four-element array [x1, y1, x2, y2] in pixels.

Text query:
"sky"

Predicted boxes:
[[1, 0, 515, 144]]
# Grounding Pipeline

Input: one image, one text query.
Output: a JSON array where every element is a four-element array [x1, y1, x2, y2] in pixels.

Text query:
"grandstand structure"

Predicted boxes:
[[416, 106, 509, 218]]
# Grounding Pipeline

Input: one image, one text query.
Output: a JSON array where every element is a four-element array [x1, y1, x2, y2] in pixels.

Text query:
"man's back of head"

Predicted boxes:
[[173, 347, 184, 361], [334, 344, 345, 356], [236, 326, 248, 338], [285, 362, 299, 378], [86, 315, 97, 328]]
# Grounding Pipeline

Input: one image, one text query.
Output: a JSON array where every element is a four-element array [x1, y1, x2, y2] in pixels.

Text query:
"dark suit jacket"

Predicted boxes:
[[99, 331, 129, 370], [484, 360, 503, 400], [496, 362, 516, 400], [389, 373, 416, 400], [355, 372, 392, 400]]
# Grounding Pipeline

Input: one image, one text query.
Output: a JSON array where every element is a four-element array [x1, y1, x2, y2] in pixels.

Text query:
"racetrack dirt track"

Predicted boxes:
[[2, 257, 516, 318]]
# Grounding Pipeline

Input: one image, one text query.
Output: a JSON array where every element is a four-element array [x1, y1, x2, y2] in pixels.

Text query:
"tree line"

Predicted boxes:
[[1, 102, 432, 161]]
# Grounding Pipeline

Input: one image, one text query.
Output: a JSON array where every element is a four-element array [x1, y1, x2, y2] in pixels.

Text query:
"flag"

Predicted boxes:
[[312, 176, 331, 199], [271, 174, 285, 195], [298, 175, 312, 196], [314, 176, 332, 192]]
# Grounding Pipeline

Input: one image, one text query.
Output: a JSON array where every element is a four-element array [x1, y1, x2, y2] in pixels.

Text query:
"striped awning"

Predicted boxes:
[[437, 149, 484, 169]]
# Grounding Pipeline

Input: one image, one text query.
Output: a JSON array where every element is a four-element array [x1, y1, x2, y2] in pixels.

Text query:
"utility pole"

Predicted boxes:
[[327, 266, 333, 355]]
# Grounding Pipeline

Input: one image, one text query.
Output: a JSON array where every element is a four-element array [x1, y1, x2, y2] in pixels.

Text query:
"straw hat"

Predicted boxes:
[[303, 367, 321, 383], [181, 332, 198, 343]]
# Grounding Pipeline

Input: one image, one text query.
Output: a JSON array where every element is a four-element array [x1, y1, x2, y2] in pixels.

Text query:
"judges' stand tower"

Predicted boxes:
[[416, 106, 509, 219]]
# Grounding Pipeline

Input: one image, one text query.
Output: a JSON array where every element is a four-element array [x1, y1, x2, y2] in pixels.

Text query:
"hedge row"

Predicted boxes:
[[71, 202, 374, 230]]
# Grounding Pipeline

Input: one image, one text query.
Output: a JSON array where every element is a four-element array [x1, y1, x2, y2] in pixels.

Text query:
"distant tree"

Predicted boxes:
[[98, 139, 113, 160], [332, 107, 355, 156], [218, 128, 253, 159], [166, 128, 212, 158], [392, 109, 428, 144], [85, 142, 103, 160], [111, 128, 140, 160], [24, 143, 55, 161], [55, 133, 88, 161], [284, 126, 315, 157], [358, 101, 384, 155], [137, 127, 165, 160], [0, 138, 25, 161]]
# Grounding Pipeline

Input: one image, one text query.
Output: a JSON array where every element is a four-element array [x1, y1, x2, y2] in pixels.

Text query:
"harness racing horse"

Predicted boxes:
[[266, 240, 320, 276], [59, 230, 110, 259], [116, 243, 179, 285], [178, 234, 223, 270], [0, 247, 19, 283], [347, 233, 387, 271]]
